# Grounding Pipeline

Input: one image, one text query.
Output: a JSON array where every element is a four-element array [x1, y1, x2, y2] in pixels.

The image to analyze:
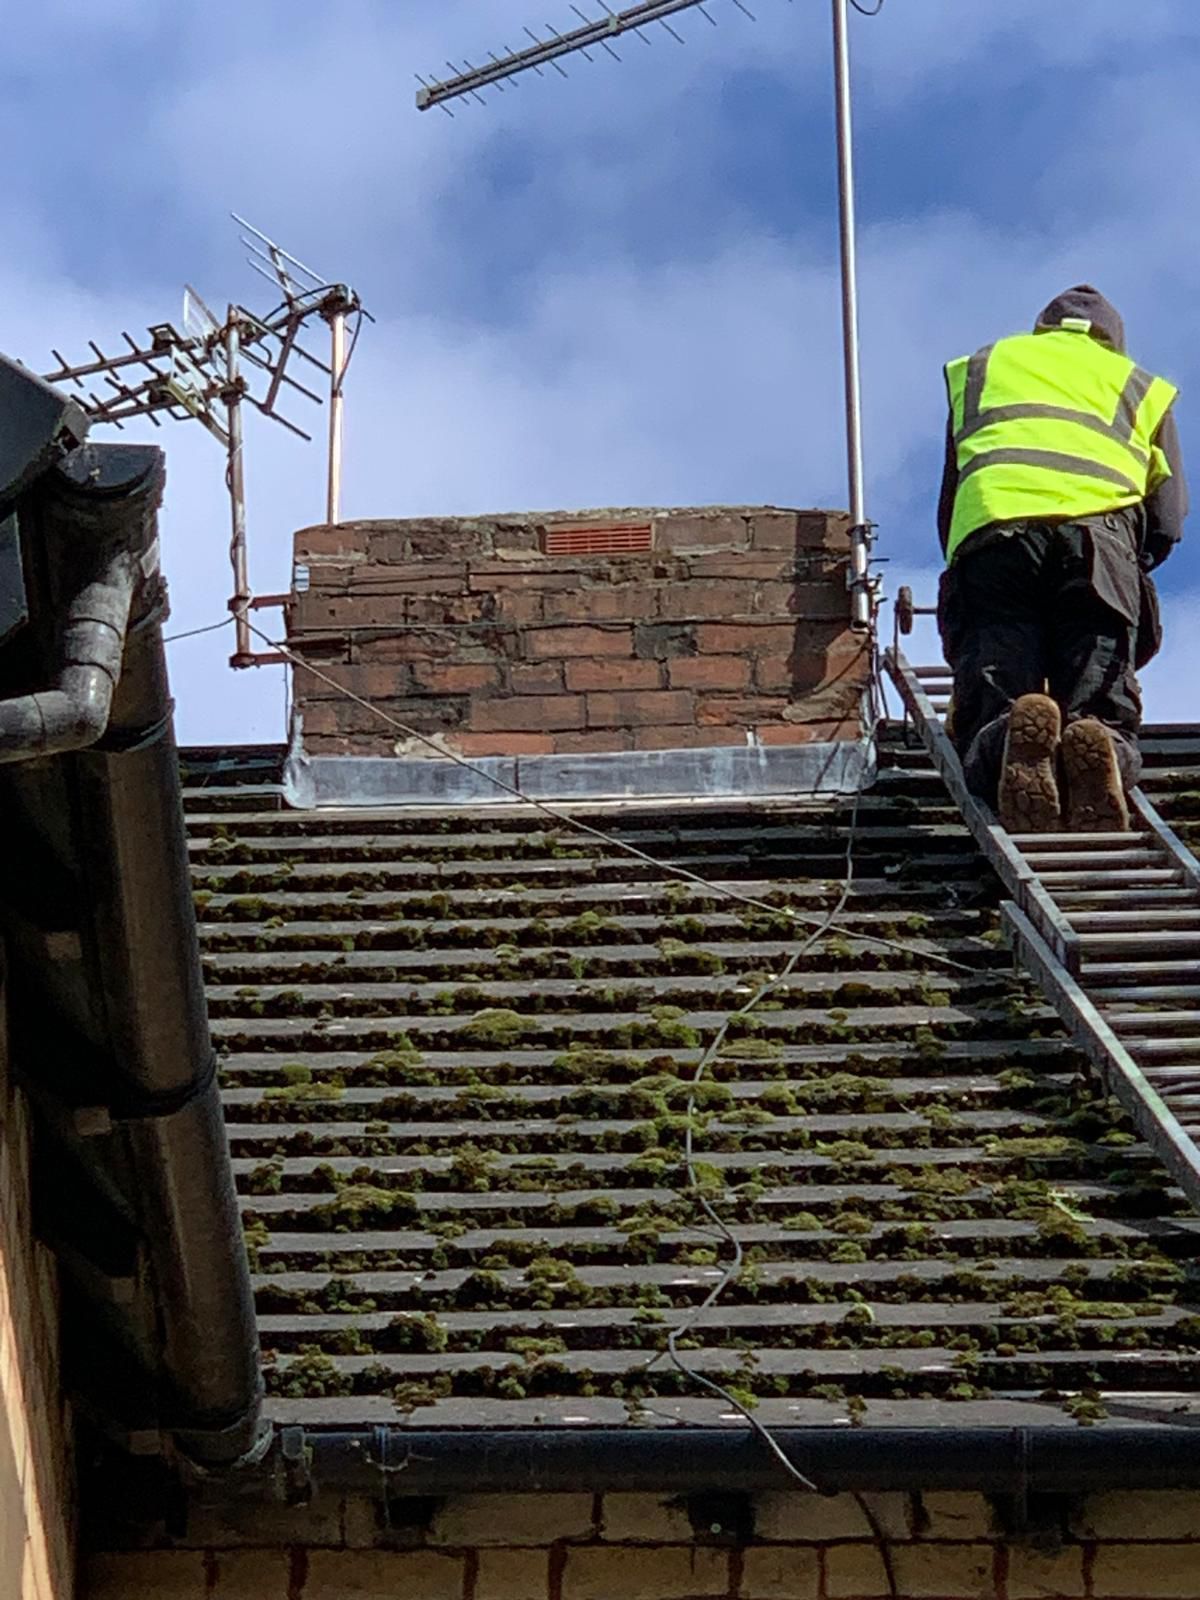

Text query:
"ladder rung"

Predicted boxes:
[[1069, 910, 1200, 930], [1059, 890, 1200, 908], [1042, 870, 1185, 890], [1010, 832, 1151, 849], [1080, 932, 1200, 950], [1022, 850, 1165, 871], [1091, 987, 1200, 1005], [914, 665, 952, 680], [1085, 960, 1200, 980], [1121, 1038, 1200, 1060], [1105, 1010, 1200, 1032]]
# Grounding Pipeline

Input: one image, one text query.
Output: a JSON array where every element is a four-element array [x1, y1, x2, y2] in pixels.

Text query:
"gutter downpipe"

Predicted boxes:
[[0, 386, 264, 1470]]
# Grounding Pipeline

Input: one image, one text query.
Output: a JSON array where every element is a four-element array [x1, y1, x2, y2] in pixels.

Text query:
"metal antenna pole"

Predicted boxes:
[[224, 315, 253, 668], [325, 298, 348, 526], [832, 0, 872, 632]]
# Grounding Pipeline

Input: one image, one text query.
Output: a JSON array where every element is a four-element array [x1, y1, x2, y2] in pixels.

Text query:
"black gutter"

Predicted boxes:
[[0, 357, 264, 1470], [263, 1424, 1200, 1500]]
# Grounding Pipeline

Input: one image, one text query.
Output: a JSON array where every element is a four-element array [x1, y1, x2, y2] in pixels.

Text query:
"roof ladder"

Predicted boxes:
[[884, 589, 1200, 1211]]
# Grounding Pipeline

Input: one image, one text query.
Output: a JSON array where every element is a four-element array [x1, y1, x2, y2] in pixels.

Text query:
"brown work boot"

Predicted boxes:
[[1061, 718, 1130, 833], [997, 694, 1062, 833]]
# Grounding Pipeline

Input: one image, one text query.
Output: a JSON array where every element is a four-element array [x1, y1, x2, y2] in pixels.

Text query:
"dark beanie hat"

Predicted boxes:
[[1034, 285, 1126, 354]]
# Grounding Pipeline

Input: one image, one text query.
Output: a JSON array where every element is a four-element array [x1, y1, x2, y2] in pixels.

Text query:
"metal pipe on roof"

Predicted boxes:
[[277, 1425, 1200, 1499], [831, 0, 874, 634]]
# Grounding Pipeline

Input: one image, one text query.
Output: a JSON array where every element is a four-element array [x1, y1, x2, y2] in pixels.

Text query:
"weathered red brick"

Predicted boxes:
[[411, 663, 501, 694], [526, 626, 633, 659], [541, 585, 661, 624], [468, 567, 581, 592], [667, 656, 750, 691], [403, 594, 491, 625], [472, 695, 586, 732], [749, 511, 801, 550], [586, 690, 693, 728], [370, 522, 491, 560], [752, 582, 808, 617], [294, 524, 369, 561], [299, 703, 340, 737], [365, 630, 491, 663], [684, 555, 794, 580], [553, 730, 634, 754], [798, 510, 851, 550], [633, 622, 695, 660], [633, 726, 750, 750], [492, 522, 541, 552], [655, 511, 750, 550], [565, 659, 661, 692], [695, 622, 796, 656], [291, 594, 404, 629], [451, 732, 555, 756], [510, 662, 564, 694], [345, 561, 467, 587], [755, 656, 800, 692], [697, 695, 789, 726], [656, 581, 758, 620], [493, 590, 544, 625], [292, 663, 409, 701]]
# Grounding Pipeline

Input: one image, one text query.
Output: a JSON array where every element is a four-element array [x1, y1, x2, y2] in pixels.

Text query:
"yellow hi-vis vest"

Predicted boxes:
[[944, 326, 1178, 562]]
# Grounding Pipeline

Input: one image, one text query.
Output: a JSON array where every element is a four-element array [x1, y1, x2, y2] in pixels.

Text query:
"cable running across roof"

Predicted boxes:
[[248, 621, 971, 975]]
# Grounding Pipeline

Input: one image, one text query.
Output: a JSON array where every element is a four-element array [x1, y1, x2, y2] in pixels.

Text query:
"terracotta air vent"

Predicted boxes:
[[541, 522, 653, 556]]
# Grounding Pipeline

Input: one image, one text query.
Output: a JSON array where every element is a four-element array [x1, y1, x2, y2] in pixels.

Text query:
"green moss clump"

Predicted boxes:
[[817, 1140, 872, 1164], [269, 1347, 352, 1399], [983, 1136, 1085, 1163], [263, 1077, 344, 1104], [242, 1218, 271, 1270], [505, 1334, 569, 1363], [782, 1211, 822, 1232], [1062, 1392, 1108, 1426], [386, 1313, 448, 1353], [245, 1160, 283, 1196], [829, 1211, 873, 1236], [459, 1008, 530, 1046], [312, 1185, 417, 1231]]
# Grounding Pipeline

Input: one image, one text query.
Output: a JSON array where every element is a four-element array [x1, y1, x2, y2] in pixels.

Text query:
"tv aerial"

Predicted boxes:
[[42, 216, 371, 667], [416, 0, 881, 632]]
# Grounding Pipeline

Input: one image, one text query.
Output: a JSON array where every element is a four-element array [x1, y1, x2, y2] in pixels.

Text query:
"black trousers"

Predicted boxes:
[[937, 511, 1145, 808]]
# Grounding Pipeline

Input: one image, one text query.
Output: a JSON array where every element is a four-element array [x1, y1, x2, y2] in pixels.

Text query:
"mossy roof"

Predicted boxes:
[[183, 725, 1200, 1434]]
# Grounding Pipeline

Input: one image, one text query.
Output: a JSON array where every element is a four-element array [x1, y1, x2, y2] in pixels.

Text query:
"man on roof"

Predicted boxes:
[[936, 285, 1186, 833]]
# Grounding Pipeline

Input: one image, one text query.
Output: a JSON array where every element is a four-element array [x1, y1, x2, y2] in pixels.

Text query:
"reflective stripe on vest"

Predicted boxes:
[[944, 329, 1178, 562]]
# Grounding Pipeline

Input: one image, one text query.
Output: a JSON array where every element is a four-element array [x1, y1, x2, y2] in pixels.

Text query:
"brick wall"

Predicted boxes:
[[0, 951, 75, 1600], [84, 1488, 1200, 1598], [288, 507, 870, 761]]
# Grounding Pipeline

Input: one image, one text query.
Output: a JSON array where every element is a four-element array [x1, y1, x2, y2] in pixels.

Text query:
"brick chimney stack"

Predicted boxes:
[[285, 505, 871, 799]]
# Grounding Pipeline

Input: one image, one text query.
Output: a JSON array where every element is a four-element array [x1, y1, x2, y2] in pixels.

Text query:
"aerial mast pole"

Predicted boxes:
[[831, 0, 873, 630]]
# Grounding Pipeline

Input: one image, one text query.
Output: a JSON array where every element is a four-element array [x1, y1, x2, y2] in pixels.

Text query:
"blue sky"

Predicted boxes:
[[3, 0, 1198, 740]]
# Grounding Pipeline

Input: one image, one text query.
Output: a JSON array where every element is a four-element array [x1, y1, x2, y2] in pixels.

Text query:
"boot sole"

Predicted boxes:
[[997, 694, 1062, 833], [1062, 719, 1130, 833]]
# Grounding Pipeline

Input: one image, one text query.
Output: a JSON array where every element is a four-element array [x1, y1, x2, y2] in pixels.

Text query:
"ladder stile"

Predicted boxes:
[[883, 643, 1200, 1214], [1001, 903, 1200, 1209]]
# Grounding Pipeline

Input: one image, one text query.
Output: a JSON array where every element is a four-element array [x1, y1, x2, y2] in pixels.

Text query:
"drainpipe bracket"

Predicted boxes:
[[90, 708, 174, 757], [105, 1050, 218, 1125]]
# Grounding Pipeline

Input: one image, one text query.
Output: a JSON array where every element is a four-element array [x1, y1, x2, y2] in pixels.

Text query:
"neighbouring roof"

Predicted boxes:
[[183, 725, 1200, 1443]]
